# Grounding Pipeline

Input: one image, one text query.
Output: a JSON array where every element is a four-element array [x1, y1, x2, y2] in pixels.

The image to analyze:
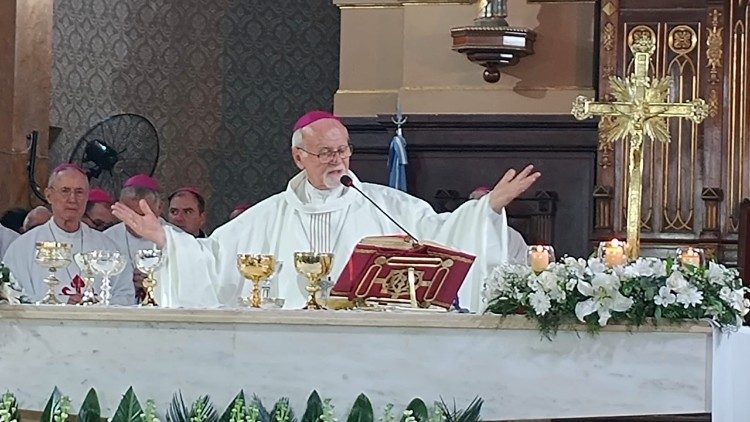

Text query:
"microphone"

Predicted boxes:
[[340, 175, 420, 245]]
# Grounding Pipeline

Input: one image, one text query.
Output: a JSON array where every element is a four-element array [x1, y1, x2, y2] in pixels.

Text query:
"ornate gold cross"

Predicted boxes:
[[571, 37, 709, 260]]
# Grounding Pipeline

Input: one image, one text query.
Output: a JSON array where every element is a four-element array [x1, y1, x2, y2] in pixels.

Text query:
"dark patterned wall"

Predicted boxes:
[[50, 0, 340, 229]]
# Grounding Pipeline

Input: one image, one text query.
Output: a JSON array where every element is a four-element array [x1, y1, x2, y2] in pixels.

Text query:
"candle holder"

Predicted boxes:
[[527, 245, 554, 273], [598, 239, 627, 268], [677, 247, 704, 269]]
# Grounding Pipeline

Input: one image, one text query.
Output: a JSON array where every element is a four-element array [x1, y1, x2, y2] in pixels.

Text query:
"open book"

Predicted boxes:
[[331, 235, 476, 309]]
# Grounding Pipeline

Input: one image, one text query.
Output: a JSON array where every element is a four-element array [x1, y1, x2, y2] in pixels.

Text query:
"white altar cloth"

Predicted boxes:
[[0, 306, 748, 421]]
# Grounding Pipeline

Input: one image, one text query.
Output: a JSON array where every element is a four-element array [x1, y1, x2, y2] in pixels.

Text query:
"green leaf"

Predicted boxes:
[[167, 391, 190, 422], [271, 397, 296, 422], [219, 391, 245, 422], [402, 399, 428, 422], [347, 394, 373, 422], [111, 387, 143, 422], [78, 388, 101, 422], [250, 394, 271, 422], [300, 391, 323, 422], [437, 397, 483, 422], [190, 395, 218, 422], [41, 387, 62, 422]]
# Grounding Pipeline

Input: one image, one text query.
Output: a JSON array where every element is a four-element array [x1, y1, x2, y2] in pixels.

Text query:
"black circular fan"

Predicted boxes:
[[68, 113, 160, 195]]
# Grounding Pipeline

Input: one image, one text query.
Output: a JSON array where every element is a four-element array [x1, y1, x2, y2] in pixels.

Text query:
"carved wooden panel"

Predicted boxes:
[[344, 115, 598, 258], [595, 0, 749, 263]]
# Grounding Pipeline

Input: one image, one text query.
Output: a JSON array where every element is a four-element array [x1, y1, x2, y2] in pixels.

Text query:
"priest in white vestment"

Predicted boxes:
[[469, 186, 529, 264], [104, 175, 167, 303], [3, 165, 135, 305], [0, 224, 19, 259], [112, 111, 540, 311]]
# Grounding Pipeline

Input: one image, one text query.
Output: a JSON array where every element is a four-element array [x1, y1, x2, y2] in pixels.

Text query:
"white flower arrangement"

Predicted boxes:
[[0, 263, 30, 305], [483, 256, 749, 337]]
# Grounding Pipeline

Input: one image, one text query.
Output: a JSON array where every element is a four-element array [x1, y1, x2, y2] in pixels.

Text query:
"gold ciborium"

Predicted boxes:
[[237, 254, 276, 308], [294, 252, 333, 310], [135, 249, 166, 307], [74, 251, 99, 306], [34, 242, 73, 305]]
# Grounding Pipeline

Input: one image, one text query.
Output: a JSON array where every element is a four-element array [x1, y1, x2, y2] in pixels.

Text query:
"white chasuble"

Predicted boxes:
[[0, 225, 19, 259], [160, 171, 509, 311], [2, 220, 136, 305]]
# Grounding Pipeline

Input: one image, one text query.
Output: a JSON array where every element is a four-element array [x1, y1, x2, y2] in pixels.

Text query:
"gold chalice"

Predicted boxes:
[[74, 251, 99, 306], [135, 249, 166, 307], [34, 242, 73, 305], [237, 254, 276, 308], [294, 252, 333, 310]]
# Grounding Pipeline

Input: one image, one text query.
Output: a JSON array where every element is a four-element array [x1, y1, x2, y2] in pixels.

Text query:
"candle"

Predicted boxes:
[[602, 239, 626, 267], [529, 245, 550, 273], [681, 247, 702, 268]]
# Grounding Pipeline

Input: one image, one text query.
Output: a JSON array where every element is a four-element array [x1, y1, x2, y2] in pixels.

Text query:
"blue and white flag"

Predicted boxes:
[[387, 127, 408, 192]]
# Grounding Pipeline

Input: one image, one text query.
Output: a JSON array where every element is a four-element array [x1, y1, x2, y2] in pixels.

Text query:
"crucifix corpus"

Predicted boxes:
[[572, 37, 709, 260]]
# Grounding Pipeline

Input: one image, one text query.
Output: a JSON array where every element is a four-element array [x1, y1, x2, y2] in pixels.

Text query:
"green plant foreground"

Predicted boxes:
[[0, 388, 483, 422]]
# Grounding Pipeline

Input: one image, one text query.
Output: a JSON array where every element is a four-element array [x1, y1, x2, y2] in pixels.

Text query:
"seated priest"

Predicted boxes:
[[105, 175, 165, 302], [22, 206, 51, 233], [469, 186, 530, 265], [0, 224, 19, 258], [82, 188, 117, 231], [167, 187, 207, 238], [112, 111, 540, 310], [3, 164, 135, 305]]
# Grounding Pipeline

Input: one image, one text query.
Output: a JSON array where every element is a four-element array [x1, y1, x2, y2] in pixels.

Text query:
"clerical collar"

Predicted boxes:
[[48, 219, 83, 239], [303, 180, 344, 205]]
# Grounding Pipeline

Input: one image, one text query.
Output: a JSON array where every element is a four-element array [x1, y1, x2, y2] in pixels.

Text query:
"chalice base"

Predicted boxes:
[[38, 291, 62, 305], [38, 276, 62, 305], [303, 296, 327, 310]]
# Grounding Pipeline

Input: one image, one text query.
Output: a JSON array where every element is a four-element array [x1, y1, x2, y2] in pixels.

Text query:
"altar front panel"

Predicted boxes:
[[0, 307, 713, 420]]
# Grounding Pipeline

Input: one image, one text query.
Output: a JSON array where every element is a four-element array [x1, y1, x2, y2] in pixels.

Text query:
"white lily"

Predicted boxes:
[[666, 270, 688, 292], [575, 272, 634, 326], [654, 286, 676, 307]]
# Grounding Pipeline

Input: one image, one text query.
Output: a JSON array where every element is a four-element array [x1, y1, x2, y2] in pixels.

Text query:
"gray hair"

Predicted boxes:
[[120, 186, 161, 205], [291, 128, 304, 148], [47, 166, 87, 188]]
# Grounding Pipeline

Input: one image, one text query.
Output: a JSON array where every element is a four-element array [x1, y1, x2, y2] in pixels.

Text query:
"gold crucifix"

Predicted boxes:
[[571, 36, 709, 260]]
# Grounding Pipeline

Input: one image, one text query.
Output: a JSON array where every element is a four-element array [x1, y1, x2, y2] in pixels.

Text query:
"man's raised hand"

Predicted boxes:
[[111, 199, 167, 248], [489, 164, 541, 214]]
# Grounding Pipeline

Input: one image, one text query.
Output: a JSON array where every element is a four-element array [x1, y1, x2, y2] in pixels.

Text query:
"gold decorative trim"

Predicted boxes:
[[627, 25, 656, 50], [708, 89, 719, 117], [602, 1, 616, 16], [602, 22, 615, 51], [668, 25, 698, 55], [707, 9, 723, 84]]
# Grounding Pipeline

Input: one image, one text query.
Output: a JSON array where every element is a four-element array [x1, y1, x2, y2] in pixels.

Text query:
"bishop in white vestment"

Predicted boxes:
[[3, 165, 135, 305], [0, 225, 19, 259], [113, 111, 540, 311]]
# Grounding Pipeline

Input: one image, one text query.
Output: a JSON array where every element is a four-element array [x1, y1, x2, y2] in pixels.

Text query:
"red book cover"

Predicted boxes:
[[331, 236, 476, 309]]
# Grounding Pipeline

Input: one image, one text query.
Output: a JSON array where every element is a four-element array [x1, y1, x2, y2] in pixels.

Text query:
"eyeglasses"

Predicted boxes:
[[296, 144, 353, 164], [50, 187, 87, 200]]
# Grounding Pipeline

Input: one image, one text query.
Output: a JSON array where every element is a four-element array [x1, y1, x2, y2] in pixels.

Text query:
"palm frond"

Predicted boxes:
[[190, 395, 218, 422], [250, 394, 271, 422], [271, 397, 297, 422], [437, 397, 483, 422], [167, 391, 190, 422]]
